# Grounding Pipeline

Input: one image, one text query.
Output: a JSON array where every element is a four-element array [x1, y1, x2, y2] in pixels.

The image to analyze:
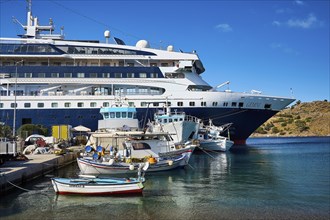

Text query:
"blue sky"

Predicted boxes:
[[1, 0, 329, 102]]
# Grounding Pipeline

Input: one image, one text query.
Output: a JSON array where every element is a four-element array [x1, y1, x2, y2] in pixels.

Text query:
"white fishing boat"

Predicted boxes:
[[147, 104, 200, 144], [52, 164, 148, 195], [197, 121, 234, 152], [77, 153, 188, 175]]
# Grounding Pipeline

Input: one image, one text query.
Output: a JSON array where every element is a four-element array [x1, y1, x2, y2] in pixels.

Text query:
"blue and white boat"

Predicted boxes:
[[0, 0, 295, 144]]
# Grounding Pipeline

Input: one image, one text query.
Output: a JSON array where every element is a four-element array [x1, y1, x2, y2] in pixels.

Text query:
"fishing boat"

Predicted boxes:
[[52, 163, 148, 195], [0, 1, 295, 144], [77, 153, 188, 175], [197, 121, 234, 152]]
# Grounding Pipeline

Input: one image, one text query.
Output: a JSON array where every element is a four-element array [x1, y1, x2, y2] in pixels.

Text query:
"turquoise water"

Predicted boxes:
[[1, 137, 329, 219]]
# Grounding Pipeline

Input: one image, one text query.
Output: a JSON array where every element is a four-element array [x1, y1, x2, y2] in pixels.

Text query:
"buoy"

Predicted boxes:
[[129, 164, 134, 170], [168, 160, 173, 166]]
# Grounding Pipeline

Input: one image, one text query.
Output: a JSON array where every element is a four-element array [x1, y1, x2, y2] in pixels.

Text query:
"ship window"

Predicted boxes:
[[128, 102, 135, 107], [189, 102, 195, 106], [150, 73, 158, 78], [110, 112, 115, 118], [90, 102, 97, 107], [150, 63, 157, 67], [38, 73, 46, 78], [128, 112, 133, 118], [232, 102, 237, 107], [163, 119, 168, 123], [77, 73, 85, 78], [0, 103, 3, 108], [169, 119, 173, 123], [115, 73, 122, 78], [51, 103, 58, 108], [65, 102, 71, 107], [161, 63, 168, 67], [139, 73, 147, 78], [24, 103, 31, 108], [90, 73, 98, 78], [51, 73, 59, 78], [239, 102, 244, 108], [64, 73, 72, 78], [41, 62, 48, 66], [116, 112, 120, 118], [104, 113, 109, 119], [177, 102, 183, 106], [127, 73, 135, 78], [25, 73, 32, 78], [223, 102, 228, 107], [10, 103, 17, 108], [132, 142, 151, 150], [102, 73, 110, 78], [77, 102, 84, 107], [212, 102, 218, 106], [179, 118, 183, 121], [141, 102, 147, 107], [127, 63, 134, 67], [103, 102, 109, 107], [201, 101, 206, 106], [122, 112, 127, 118], [37, 103, 44, 108]]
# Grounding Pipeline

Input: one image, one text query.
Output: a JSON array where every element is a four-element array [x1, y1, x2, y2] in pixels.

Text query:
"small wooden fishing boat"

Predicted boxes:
[[52, 163, 148, 195]]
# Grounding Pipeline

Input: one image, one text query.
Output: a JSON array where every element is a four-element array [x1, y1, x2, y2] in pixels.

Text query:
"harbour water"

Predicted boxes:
[[1, 137, 329, 219]]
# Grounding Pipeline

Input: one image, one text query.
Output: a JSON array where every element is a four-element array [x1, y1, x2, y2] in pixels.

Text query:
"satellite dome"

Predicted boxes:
[[104, 30, 110, 38], [167, 45, 174, 52], [136, 40, 150, 48]]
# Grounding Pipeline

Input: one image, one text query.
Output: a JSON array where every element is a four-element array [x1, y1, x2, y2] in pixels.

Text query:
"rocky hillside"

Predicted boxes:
[[252, 100, 330, 137]]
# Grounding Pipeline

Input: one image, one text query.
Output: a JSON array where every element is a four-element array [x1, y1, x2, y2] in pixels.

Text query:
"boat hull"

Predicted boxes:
[[51, 177, 143, 195], [199, 139, 234, 152], [0, 107, 278, 144], [77, 153, 190, 175]]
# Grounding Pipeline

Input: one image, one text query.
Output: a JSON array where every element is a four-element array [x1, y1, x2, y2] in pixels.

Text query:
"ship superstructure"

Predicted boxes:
[[0, 1, 295, 144]]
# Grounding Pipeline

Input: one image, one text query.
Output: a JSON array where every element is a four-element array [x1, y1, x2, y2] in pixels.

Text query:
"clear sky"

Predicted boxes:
[[1, 0, 329, 103]]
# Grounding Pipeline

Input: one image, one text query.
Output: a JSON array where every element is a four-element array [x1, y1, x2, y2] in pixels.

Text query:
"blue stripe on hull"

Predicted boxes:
[[0, 107, 277, 144]]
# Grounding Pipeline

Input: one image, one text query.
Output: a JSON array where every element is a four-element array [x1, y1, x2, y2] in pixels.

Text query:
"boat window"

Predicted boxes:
[[223, 102, 228, 107], [51, 73, 59, 78], [114, 73, 122, 78], [90, 73, 98, 78], [174, 118, 178, 122], [165, 72, 184, 78], [122, 112, 127, 118], [179, 118, 183, 121], [127, 73, 135, 78], [110, 112, 115, 118], [77, 73, 85, 78], [150, 73, 158, 78], [239, 102, 244, 108], [232, 102, 237, 107], [65, 102, 71, 107], [139, 73, 147, 78], [116, 112, 121, 118], [37, 103, 44, 108], [212, 102, 218, 106], [141, 102, 147, 107], [128, 112, 133, 118], [0, 103, 3, 108], [131, 142, 151, 150], [201, 101, 206, 106], [104, 113, 109, 119], [10, 103, 17, 108], [24, 103, 31, 108], [90, 102, 97, 107], [133, 112, 137, 119], [164, 119, 167, 123], [187, 85, 212, 91], [169, 119, 173, 123], [150, 63, 158, 67], [51, 102, 58, 108], [153, 102, 159, 107], [103, 102, 109, 107], [64, 73, 72, 78], [161, 63, 168, 67], [77, 102, 84, 107], [38, 73, 46, 78], [177, 102, 183, 106], [189, 102, 195, 106]]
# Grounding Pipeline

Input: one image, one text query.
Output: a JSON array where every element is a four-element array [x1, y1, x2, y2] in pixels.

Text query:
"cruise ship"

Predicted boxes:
[[0, 1, 295, 144]]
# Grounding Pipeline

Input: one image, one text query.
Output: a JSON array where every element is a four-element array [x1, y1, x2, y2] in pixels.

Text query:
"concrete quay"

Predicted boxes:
[[0, 152, 79, 195]]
